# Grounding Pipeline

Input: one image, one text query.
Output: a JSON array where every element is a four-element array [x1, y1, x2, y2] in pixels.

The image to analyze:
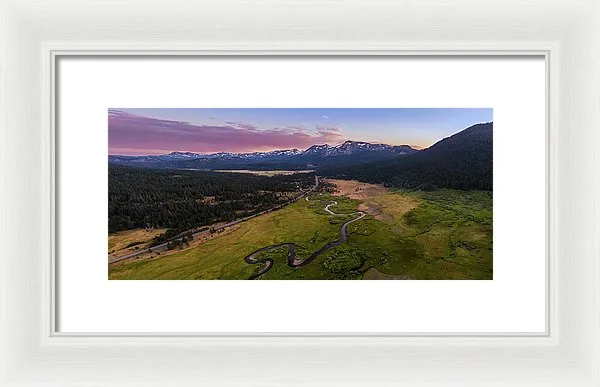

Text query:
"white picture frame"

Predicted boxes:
[[1, 0, 598, 386]]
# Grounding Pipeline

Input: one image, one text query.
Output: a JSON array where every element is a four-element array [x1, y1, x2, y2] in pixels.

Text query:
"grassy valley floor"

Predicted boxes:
[[108, 228, 167, 261], [109, 180, 492, 280]]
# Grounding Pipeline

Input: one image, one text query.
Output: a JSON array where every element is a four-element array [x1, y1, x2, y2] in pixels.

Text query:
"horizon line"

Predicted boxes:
[[108, 140, 425, 156], [108, 120, 493, 156]]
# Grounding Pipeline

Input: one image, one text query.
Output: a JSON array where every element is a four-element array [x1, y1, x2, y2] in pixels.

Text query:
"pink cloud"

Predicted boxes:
[[224, 121, 259, 131], [108, 110, 345, 155]]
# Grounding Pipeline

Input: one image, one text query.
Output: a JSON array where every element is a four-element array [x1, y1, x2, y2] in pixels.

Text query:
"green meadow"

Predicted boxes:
[[109, 187, 492, 280]]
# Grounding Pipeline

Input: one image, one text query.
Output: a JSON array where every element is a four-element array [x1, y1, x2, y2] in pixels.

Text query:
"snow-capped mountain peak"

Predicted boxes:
[[166, 151, 203, 159], [109, 141, 420, 168]]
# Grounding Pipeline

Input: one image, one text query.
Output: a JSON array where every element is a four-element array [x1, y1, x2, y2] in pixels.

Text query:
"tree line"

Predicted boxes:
[[108, 166, 315, 235]]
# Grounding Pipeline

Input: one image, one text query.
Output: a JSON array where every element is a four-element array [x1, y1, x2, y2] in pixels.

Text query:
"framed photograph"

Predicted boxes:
[[1, 0, 599, 386], [106, 107, 494, 282]]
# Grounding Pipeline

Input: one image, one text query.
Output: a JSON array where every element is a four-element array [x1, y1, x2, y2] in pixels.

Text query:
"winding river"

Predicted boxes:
[[244, 201, 366, 279]]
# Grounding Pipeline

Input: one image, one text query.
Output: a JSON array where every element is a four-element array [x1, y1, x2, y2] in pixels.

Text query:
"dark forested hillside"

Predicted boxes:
[[323, 122, 493, 191], [108, 166, 315, 234]]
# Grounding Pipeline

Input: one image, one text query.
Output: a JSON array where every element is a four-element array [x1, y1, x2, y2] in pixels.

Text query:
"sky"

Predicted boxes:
[[108, 108, 493, 155]]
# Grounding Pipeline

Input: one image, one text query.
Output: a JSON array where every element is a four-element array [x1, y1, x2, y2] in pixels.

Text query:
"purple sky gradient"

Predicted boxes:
[[108, 108, 493, 155], [109, 110, 344, 155]]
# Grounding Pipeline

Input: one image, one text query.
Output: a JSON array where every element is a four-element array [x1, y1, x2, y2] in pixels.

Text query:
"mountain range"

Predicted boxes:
[[324, 122, 493, 190], [108, 140, 419, 170], [108, 122, 493, 191]]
